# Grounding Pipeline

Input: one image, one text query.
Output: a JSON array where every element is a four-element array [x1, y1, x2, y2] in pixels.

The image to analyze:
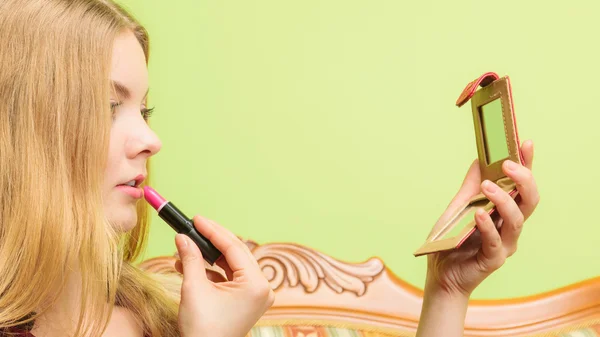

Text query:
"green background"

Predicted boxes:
[[118, 0, 600, 299]]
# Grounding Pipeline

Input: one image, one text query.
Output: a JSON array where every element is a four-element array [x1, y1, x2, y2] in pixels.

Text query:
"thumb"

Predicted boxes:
[[428, 160, 483, 240], [447, 160, 483, 210], [520, 140, 534, 171], [458, 160, 483, 194], [175, 234, 208, 286]]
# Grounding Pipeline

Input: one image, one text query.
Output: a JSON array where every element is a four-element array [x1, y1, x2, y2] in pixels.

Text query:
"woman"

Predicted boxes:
[[416, 142, 539, 337], [0, 1, 274, 336], [0, 1, 539, 336]]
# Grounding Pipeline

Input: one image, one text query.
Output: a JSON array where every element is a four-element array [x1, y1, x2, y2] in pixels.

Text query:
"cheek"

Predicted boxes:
[[104, 128, 124, 187]]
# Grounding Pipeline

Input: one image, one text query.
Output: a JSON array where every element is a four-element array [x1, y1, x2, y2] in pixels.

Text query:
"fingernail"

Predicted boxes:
[[483, 180, 497, 194], [476, 208, 486, 218], [505, 160, 518, 172]]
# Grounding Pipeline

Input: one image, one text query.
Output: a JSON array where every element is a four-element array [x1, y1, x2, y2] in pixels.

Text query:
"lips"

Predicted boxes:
[[115, 174, 146, 199], [117, 174, 145, 188]]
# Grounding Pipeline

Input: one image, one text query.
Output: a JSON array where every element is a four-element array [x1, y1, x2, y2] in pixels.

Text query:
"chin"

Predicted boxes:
[[109, 206, 139, 232], [117, 219, 138, 232]]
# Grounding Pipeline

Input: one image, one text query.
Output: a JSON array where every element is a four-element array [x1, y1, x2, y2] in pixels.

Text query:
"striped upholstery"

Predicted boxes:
[[558, 326, 600, 337], [246, 323, 600, 337], [248, 326, 401, 337]]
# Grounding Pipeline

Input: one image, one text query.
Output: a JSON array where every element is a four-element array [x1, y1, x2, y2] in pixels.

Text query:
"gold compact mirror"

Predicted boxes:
[[414, 76, 521, 257]]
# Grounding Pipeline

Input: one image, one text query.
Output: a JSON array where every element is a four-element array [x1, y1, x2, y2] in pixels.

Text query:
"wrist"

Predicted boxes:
[[417, 283, 470, 337], [424, 283, 470, 307], [424, 273, 471, 305], [416, 276, 471, 337]]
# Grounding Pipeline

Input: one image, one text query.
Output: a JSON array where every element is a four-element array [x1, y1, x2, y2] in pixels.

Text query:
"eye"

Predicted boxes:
[[141, 107, 155, 121], [110, 101, 123, 114]]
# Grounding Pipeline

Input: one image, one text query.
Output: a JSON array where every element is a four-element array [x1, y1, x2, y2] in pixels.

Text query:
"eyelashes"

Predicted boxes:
[[110, 101, 122, 113], [141, 107, 155, 120], [110, 102, 155, 121]]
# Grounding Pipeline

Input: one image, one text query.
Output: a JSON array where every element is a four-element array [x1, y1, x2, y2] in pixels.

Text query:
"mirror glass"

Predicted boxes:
[[435, 207, 479, 241], [479, 99, 509, 164]]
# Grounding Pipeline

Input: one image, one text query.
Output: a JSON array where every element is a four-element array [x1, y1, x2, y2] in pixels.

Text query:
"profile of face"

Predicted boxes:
[[103, 30, 162, 231]]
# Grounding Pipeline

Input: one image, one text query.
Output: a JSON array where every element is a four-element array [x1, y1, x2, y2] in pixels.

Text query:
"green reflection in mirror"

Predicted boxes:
[[480, 99, 509, 164], [438, 207, 478, 241]]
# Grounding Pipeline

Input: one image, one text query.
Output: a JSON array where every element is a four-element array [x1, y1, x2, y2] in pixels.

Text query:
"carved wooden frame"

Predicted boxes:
[[139, 240, 600, 337]]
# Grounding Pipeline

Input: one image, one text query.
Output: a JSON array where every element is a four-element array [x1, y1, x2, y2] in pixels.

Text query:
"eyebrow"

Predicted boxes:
[[111, 80, 149, 101]]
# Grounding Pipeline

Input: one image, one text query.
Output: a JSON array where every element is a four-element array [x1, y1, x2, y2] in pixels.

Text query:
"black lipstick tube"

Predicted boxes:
[[158, 202, 222, 265]]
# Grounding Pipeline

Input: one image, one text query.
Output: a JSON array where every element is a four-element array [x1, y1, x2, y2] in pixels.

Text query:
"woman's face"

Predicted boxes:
[[103, 30, 162, 231]]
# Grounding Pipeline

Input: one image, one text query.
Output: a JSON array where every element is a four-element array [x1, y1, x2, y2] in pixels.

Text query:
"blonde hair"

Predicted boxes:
[[0, 0, 179, 336]]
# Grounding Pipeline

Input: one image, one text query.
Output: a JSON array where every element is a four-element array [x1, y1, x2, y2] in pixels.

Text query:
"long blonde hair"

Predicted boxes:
[[0, 0, 179, 336]]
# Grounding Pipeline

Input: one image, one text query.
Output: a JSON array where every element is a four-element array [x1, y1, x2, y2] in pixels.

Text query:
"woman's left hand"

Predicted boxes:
[[426, 139, 539, 298]]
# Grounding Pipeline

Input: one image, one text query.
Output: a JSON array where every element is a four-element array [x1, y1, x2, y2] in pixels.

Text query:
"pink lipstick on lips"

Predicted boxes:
[[144, 186, 222, 265], [116, 175, 145, 199]]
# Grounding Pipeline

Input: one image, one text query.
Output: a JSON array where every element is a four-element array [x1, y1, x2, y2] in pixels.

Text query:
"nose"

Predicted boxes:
[[126, 119, 162, 159]]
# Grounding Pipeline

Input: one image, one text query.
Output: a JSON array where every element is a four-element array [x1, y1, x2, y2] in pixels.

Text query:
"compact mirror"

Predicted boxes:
[[414, 75, 522, 257]]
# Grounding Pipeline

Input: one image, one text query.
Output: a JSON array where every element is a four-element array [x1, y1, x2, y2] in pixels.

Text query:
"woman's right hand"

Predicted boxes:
[[174, 216, 275, 337]]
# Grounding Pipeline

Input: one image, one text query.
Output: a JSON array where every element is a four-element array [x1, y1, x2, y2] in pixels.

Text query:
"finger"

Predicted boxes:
[[481, 181, 523, 256], [202, 217, 251, 252], [215, 258, 234, 280], [520, 140, 534, 170], [200, 216, 260, 269], [503, 160, 540, 220], [475, 209, 505, 271], [192, 216, 255, 275], [175, 234, 208, 285], [174, 260, 183, 274]]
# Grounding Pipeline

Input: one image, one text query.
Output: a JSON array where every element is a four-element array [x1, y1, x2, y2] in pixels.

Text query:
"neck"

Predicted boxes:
[[30, 268, 85, 337], [29, 267, 143, 337]]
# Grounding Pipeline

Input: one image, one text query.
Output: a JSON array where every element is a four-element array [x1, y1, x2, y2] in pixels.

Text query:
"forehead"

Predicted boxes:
[[110, 31, 148, 99]]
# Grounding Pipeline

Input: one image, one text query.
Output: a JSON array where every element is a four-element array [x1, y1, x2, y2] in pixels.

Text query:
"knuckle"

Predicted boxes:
[[256, 286, 272, 303], [521, 168, 533, 181], [495, 192, 510, 206], [490, 235, 502, 249], [513, 213, 525, 231], [181, 278, 196, 291], [502, 190, 514, 203], [248, 280, 273, 302], [182, 252, 199, 264], [490, 258, 506, 271]]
